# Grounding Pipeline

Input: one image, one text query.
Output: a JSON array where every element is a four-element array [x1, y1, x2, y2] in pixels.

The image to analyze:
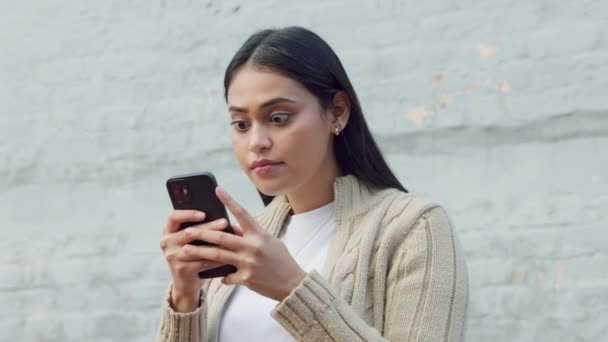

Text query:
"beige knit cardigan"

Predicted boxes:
[[158, 175, 468, 341]]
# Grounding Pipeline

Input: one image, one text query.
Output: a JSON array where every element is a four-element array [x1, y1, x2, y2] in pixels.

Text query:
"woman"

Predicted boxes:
[[157, 26, 468, 342]]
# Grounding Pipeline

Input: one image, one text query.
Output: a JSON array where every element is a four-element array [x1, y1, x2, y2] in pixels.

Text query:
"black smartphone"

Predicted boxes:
[[166, 171, 237, 279]]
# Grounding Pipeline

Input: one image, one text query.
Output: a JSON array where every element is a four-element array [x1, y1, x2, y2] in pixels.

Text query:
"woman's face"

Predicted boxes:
[[226, 63, 337, 197]]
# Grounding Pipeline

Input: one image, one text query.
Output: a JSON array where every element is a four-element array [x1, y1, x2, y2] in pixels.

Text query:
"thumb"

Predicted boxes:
[[222, 272, 241, 286]]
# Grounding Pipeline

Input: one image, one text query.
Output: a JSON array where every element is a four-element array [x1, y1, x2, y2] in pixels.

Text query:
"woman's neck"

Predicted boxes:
[[286, 162, 342, 214]]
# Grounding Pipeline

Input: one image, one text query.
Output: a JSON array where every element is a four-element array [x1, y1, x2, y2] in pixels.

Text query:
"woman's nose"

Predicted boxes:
[[248, 124, 272, 153]]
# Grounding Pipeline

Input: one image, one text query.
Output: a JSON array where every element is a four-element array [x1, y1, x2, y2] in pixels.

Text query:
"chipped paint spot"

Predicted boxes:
[[510, 271, 524, 283], [431, 73, 444, 86], [554, 262, 565, 288], [405, 76, 511, 124], [406, 106, 433, 126], [437, 95, 454, 110], [536, 271, 545, 282], [499, 80, 511, 94], [478, 43, 498, 60]]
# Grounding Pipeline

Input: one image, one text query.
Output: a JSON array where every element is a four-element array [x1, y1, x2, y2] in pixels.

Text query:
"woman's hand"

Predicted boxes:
[[160, 210, 229, 312], [181, 187, 307, 302]]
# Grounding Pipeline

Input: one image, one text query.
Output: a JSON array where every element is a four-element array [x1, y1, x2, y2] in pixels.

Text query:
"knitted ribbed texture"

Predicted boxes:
[[157, 175, 468, 341], [157, 285, 207, 341]]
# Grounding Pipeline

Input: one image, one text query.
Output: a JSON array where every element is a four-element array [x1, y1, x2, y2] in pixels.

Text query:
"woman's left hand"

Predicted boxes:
[[182, 186, 306, 302]]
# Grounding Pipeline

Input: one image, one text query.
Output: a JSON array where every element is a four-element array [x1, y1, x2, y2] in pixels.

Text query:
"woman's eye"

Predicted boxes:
[[270, 112, 291, 124], [230, 120, 250, 132]]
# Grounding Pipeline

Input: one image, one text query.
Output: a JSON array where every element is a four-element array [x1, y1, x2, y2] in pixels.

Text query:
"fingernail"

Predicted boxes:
[[194, 212, 205, 219], [185, 228, 193, 236], [183, 245, 192, 253]]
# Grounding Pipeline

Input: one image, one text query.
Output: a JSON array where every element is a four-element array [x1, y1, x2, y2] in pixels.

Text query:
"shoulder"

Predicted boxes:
[[371, 189, 466, 284], [371, 188, 455, 243]]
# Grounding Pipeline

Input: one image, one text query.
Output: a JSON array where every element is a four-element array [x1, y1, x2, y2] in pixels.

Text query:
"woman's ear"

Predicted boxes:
[[330, 91, 351, 132]]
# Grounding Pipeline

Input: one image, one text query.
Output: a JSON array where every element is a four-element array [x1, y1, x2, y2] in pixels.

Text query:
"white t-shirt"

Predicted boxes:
[[218, 201, 337, 342]]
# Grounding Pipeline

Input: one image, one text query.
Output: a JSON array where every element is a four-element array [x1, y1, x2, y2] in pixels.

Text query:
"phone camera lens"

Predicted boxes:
[[171, 182, 190, 204]]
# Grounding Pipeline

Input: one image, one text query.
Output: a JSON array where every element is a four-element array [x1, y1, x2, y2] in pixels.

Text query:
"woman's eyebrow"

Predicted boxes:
[[228, 97, 297, 113]]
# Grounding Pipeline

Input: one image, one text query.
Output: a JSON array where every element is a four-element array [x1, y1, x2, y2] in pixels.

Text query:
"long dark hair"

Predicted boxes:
[[223, 26, 407, 206]]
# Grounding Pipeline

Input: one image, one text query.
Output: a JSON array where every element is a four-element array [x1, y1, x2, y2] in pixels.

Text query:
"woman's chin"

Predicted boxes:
[[254, 184, 286, 197], [250, 177, 291, 197]]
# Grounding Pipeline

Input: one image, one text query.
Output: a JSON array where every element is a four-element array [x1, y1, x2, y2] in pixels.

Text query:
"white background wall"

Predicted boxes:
[[1, 1, 607, 341]]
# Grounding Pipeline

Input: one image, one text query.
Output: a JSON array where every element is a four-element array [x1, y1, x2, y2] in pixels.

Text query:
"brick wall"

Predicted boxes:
[[1, 1, 607, 341]]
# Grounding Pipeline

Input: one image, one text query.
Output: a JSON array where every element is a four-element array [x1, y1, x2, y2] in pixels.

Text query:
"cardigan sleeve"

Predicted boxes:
[[271, 206, 468, 342], [383, 206, 468, 341], [157, 284, 208, 342]]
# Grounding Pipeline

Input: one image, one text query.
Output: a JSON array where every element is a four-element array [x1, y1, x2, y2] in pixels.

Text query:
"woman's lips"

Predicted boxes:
[[252, 162, 284, 176]]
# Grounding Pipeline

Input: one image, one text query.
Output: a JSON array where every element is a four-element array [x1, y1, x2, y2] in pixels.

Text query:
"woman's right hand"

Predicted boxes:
[[160, 210, 229, 312]]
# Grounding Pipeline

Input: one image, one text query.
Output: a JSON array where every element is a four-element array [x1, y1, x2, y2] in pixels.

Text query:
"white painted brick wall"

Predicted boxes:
[[1, 1, 607, 341]]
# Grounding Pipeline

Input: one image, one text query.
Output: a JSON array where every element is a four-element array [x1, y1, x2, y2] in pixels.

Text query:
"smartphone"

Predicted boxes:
[[166, 171, 237, 279]]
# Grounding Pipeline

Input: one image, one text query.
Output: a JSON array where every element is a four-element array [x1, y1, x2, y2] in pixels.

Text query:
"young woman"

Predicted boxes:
[[157, 26, 468, 342]]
